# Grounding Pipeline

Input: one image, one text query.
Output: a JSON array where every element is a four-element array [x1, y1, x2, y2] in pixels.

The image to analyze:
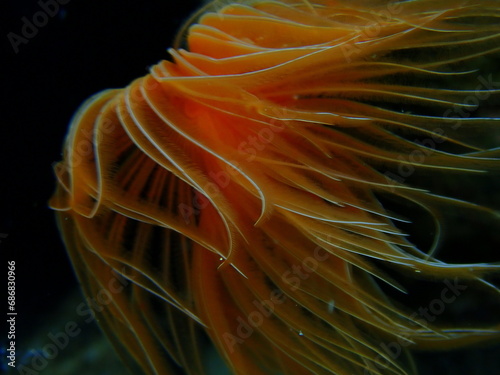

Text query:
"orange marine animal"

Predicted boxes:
[[50, 0, 500, 374]]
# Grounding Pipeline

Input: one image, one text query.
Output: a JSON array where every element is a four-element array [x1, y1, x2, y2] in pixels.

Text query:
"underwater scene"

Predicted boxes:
[[3, 0, 500, 374]]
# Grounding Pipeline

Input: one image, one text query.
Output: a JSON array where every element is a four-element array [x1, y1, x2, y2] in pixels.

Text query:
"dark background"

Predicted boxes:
[[1, 0, 500, 374], [1, 1, 202, 373]]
